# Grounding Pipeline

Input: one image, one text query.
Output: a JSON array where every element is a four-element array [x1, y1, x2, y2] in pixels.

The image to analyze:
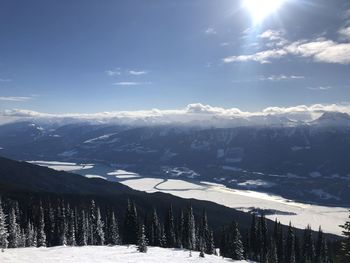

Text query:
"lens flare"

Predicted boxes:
[[244, 0, 285, 24]]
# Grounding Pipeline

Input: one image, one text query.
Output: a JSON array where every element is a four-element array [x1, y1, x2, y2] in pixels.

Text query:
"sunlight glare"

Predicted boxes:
[[244, 0, 285, 24]]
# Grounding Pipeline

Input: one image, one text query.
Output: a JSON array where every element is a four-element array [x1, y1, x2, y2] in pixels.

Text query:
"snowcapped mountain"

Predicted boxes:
[[1, 113, 350, 206]]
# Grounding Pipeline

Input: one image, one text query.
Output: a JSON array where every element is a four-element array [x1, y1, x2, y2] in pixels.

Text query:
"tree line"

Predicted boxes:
[[0, 196, 348, 262]]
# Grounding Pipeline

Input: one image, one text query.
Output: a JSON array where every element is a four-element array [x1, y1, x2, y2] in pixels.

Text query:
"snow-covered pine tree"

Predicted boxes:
[[123, 199, 138, 245], [0, 198, 8, 249], [137, 223, 148, 253], [200, 210, 213, 254], [76, 209, 87, 246], [46, 203, 56, 246], [95, 207, 105, 245], [184, 204, 196, 250], [230, 220, 244, 260], [285, 222, 296, 263], [7, 206, 20, 248], [340, 210, 350, 261], [67, 208, 76, 246], [164, 205, 176, 248], [25, 221, 35, 247], [107, 211, 120, 245], [89, 200, 97, 245], [37, 201, 47, 247], [57, 201, 67, 246], [207, 230, 215, 255]]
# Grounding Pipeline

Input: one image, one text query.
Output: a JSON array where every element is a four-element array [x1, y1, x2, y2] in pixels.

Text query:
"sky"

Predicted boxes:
[[0, 0, 350, 115]]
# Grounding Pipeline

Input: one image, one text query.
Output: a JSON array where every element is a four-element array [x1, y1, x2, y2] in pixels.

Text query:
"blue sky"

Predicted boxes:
[[0, 0, 350, 114]]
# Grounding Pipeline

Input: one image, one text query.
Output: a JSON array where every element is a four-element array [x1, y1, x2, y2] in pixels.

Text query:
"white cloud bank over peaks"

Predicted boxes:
[[2, 103, 350, 127], [224, 28, 350, 64]]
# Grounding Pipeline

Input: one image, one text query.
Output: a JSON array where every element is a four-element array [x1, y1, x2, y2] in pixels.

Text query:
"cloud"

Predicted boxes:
[[0, 78, 12, 82], [224, 38, 350, 65], [2, 103, 350, 127], [113, 81, 150, 86], [220, 42, 230, 47], [259, 75, 304, 81], [223, 49, 287, 64], [205, 27, 217, 35], [106, 68, 121, 76], [0, 96, 32, 102], [307, 86, 333, 91], [338, 26, 350, 40], [259, 30, 288, 47], [129, 70, 148, 76]]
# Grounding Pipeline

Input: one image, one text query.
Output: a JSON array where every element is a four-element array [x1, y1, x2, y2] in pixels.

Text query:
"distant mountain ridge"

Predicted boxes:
[[0, 114, 350, 206]]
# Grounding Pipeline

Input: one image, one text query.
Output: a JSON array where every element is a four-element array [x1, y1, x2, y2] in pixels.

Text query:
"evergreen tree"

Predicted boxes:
[[137, 223, 148, 253], [95, 207, 105, 245], [76, 210, 87, 246], [340, 210, 350, 261], [177, 209, 185, 248], [147, 208, 161, 246], [250, 214, 259, 260], [67, 208, 76, 246], [8, 206, 20, 248], [123, 199, 138, 244], [230, 220, 244, 260], [0, 199, 8, 249], [268, 238, 278, 263], [199, 210, 214, 254], [276, 221, 284, 263], [46, 203, 56, 246], [25, 221, 35, 247], [294, 235, 301, 263], [285, 222, 295, 263], [164, 205, 176, 248], [301, 225, 314, 263], [107, 211, 120, 245], [183, 204, 196, 250], [258, 214, 268, 262], [89, 200, 97, 245], [37, 202, 47, 247]]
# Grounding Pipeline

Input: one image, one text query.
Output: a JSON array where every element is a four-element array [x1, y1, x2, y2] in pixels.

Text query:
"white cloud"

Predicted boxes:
[[224, 38, 350, 65], [307, 86, 333, 91], [338, 26, 350, 40], [129, 70, 148, 76], [113, 81, 150, 86], [220, 42, 229, 47], [259, 30, 284, 41], [106, 68, 121, 76], [223, 49, 287, 64], [259, 75, 304, 81], [2, 103, 350, 127], [205, 27, 217, 35], [0, 96, 32, 102]]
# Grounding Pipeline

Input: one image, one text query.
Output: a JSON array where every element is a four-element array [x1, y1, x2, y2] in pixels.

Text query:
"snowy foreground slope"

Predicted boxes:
[[0, 245, 251, 263]]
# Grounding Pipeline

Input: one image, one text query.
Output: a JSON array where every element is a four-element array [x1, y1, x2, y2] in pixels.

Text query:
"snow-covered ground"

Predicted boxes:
[[28, 160, 94, 172], [0, 245, 249, 263], [120, 178, 349, 236]]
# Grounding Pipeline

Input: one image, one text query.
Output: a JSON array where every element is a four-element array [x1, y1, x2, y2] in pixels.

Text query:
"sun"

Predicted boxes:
[[244, 0, 285, 24]]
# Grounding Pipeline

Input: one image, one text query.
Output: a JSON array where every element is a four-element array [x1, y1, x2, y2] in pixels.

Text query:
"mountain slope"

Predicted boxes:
[[0, 245, 250, 263]]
